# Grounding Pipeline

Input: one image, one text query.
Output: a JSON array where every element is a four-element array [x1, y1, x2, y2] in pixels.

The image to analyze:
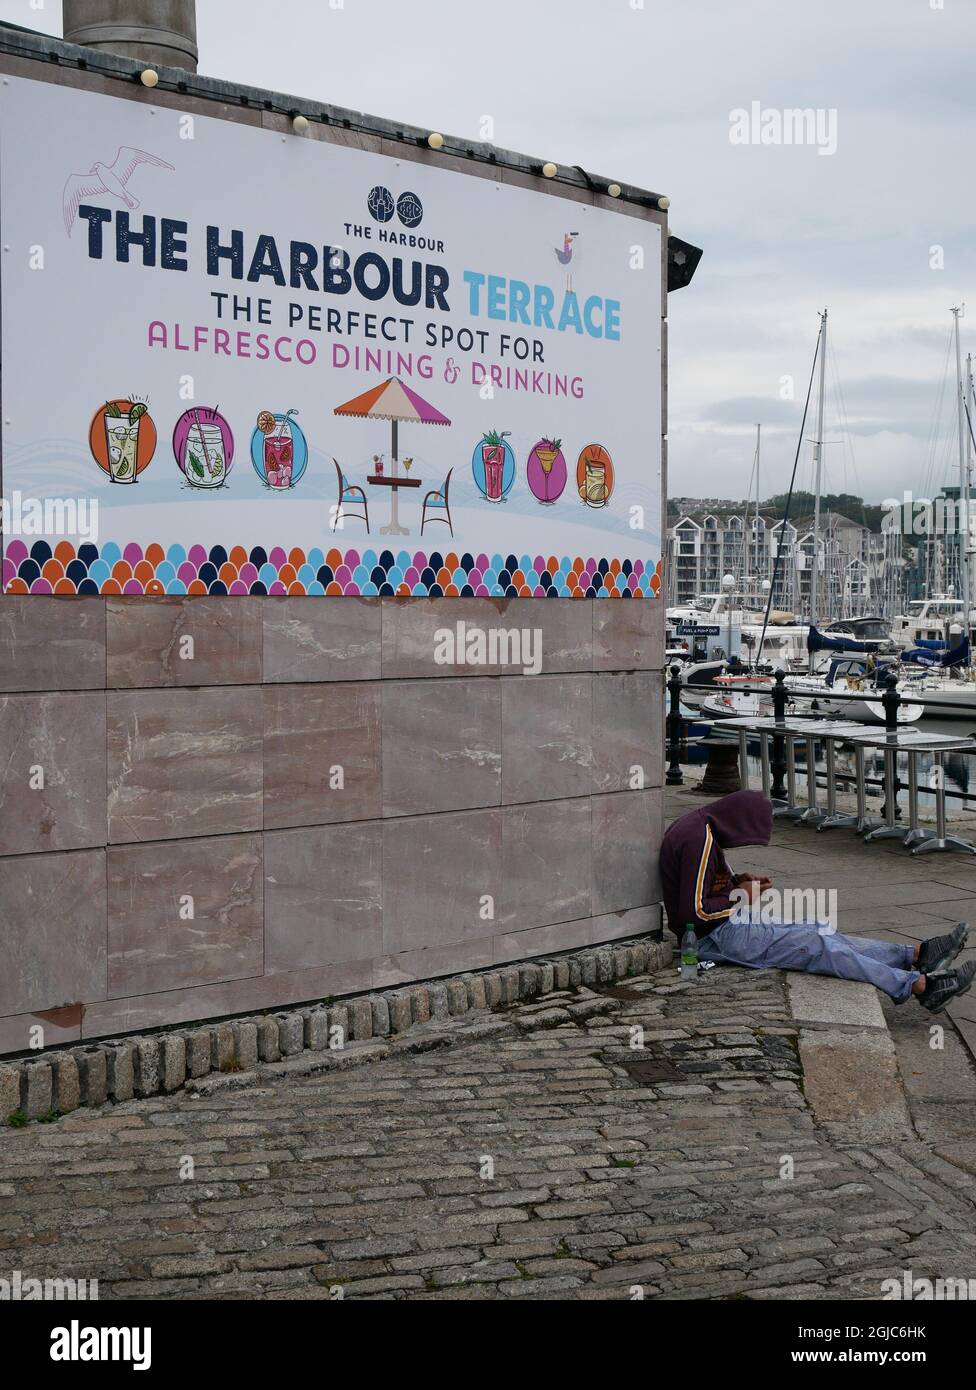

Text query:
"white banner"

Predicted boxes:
[[0, 74, 662, 598]]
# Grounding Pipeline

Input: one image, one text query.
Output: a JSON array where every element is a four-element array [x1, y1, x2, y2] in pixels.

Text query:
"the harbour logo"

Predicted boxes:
[[367, 185, 424, 227], [729, 101, 838, 156]]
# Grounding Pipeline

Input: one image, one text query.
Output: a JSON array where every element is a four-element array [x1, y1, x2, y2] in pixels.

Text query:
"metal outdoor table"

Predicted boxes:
[[720, 716, 869, 826], [853, 730, 976, 856], [721, 717, 976, 856]]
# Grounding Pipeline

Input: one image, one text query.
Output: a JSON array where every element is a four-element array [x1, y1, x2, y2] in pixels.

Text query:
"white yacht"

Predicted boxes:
[[892, 596, 967, 646], [785, 658, 924, 724]]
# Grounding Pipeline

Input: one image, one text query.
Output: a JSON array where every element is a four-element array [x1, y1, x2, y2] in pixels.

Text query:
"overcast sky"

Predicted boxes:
[[7, 0, 975, 505]]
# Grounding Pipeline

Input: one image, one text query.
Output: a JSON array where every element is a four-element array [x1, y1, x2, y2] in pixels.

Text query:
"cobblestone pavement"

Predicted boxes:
[[3, 964, 976, 1301]]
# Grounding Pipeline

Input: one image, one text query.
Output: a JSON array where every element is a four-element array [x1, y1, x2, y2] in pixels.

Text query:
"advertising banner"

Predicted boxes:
[[0, 75, 662, 598]]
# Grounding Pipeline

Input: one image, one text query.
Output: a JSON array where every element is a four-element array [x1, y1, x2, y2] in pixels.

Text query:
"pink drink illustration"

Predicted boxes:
[[480, 430, 510, 502], [257, 408, 299, 489], [484, 449, 503, 499], [265, 433, 293, 488]]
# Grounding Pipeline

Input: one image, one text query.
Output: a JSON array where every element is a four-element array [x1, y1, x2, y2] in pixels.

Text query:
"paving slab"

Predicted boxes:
[[788, 975, 885, 1030], [797, 1029, 913, 1142]]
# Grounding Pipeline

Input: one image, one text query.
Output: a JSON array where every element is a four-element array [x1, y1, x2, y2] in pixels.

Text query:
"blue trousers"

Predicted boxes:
[[697, 916, 921, 1003]]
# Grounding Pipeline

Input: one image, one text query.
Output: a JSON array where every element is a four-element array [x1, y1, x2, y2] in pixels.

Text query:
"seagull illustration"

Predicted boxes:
[[554, 231, 579, 291], [62, 147, 176, 235]]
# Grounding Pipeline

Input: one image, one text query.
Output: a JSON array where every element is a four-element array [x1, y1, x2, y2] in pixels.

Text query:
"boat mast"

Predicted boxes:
[[967, 351, 974, 636], [952, 304, 968, 624], [754, 423, 761, 587], [809, 309, 827, 663]]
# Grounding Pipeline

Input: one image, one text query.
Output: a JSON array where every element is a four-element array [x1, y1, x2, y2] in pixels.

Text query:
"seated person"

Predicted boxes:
[[660, 789, 973, 1013]]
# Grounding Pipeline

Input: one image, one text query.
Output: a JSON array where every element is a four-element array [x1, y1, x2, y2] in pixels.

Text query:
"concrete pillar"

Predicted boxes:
[[62, 0, 198, 72]]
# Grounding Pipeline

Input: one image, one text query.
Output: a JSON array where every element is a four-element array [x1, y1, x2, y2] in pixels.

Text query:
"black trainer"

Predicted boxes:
[[917, 922, 969, 975], [919, 959, 976, 1015]]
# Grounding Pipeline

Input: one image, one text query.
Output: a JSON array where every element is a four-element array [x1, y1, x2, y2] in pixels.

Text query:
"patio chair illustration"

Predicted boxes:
[[332, 458, 370, 532], [421, 468, 454, 536]]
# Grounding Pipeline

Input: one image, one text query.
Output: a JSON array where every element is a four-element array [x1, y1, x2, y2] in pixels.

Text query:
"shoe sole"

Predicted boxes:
[[924, 973, 974, 1016]]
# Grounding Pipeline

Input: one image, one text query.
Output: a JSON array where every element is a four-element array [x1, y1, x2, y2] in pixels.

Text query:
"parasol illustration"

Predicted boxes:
[[333, 377, 451, 536]]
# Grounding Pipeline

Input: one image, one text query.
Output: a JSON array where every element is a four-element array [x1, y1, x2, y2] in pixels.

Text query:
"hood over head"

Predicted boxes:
[[704, 790, 773, 849]]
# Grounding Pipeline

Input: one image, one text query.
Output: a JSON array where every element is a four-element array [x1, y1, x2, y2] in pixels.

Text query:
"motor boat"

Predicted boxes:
[[894, 636, 976, 720], [700, 671, 772, 719], [785, 657, 924, 724], [891, 596, 969, 647], [817, 615, 899, 654]]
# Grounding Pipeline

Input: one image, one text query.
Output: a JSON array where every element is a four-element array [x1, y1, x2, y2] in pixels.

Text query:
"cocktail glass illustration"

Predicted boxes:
[[536, 438, 560, 504], [481, 430, 510, 502], [183, 419, 225, 488], [584, 457, 607, 505], [104, 406, 143, 483], [265, 432, 293, 489], [484, 448, 504, 500], [258, 408, 298, 489]]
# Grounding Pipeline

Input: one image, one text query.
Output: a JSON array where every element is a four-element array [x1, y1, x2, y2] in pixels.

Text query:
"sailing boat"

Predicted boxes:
[[786, 308, 976, 722], [878, 312, 976, 719]]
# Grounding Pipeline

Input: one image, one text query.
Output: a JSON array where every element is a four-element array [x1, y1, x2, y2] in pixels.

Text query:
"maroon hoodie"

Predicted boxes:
[[660, 790, 773, 939]]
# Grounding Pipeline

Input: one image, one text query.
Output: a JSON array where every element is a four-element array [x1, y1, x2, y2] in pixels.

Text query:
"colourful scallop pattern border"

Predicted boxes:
[[2, 539, 662, 598]]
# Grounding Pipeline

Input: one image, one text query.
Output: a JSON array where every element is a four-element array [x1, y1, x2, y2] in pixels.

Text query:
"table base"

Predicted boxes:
[[911, 835, 976, 857], [863, 824, 913, 844], [817, 812, 881, 834]]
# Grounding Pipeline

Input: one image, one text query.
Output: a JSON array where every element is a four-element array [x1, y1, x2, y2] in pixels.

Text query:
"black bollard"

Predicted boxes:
[[666, 664, 685, 786], [770, 668, 788, 800], [882, 670, 901, 734], [881, 671, 902, 820]]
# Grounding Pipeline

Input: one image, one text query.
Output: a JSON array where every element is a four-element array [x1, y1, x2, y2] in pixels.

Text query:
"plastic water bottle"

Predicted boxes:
[[680, 924, 699, 982]]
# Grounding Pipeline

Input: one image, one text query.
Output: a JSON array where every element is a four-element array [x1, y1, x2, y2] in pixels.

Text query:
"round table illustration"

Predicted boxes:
[[368, 467, 422, 536]]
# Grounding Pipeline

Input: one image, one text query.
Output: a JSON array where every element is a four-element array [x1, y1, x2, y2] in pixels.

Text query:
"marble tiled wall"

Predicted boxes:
[[0, 595, 665, 1056]]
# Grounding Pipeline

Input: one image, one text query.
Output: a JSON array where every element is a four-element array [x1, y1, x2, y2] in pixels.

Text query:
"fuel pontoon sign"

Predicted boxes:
[[0, 75, 662, 597]]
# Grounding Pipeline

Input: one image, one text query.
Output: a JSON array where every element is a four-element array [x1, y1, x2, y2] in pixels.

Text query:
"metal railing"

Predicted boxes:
[[664, 664, 976, 855], [666, 664, 909, 796]]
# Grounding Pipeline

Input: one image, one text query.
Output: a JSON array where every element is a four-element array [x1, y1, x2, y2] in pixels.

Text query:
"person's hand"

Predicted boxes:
[[736, 873, 772, 905]]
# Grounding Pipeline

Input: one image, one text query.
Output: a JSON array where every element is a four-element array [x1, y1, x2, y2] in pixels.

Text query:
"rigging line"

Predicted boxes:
[[740, 450, 758, 582], [965, 395, 976, 455], [922, 328, 955, 500], [826, 336, 863, 519], [758, 318, 823, 662]]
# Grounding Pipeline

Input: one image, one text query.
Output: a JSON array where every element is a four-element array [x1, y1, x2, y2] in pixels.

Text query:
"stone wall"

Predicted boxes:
[[0, 594, 664, 1057]]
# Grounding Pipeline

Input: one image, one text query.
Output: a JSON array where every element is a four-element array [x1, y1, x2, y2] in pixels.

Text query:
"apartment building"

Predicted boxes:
[[667, 509, 898, 616]]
